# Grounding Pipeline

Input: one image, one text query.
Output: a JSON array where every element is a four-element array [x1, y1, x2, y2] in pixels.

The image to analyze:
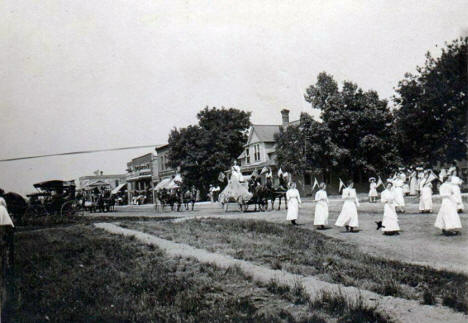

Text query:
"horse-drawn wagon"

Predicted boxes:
[[25, 180, 79, 217]]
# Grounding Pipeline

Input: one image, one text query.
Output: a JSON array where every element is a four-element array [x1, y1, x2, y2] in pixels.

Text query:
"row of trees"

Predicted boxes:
[[167, 37, 467, 190], [276, 37, 467, 180]]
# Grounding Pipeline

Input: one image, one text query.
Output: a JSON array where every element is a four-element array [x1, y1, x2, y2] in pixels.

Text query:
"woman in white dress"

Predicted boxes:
[[0, 197, 14, 227], [378, 182, 400, 235], [435, 178, 462, 235], [419, 182, 433, 213], [409, 169, 418, 196], [218, 161, 252, 207], [392, 174, 406, 213], [450, 175, 464, 213], [286, 182, 301, 225], [368, 178, 378, 203], [314, 183, 328, 229], [335, 181, 359, 232]]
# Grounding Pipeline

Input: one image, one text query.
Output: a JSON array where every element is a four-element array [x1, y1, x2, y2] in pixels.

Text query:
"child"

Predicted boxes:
[[335, 181, 359, 232], [314, 183, 329, 229]]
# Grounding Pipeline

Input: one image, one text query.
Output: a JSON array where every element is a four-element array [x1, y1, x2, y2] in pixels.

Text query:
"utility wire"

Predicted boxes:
[[0, 144, 164, 162]]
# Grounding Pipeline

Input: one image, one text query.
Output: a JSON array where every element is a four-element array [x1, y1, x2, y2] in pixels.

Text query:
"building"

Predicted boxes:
[[78, 173, 127, 191], [154, 144, 176, 183], [126, 153, 157, 203], [236, 109, 318, 194]]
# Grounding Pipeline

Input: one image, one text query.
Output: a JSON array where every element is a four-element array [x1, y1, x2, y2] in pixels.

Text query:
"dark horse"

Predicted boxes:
[[157, 188, 183, 212], [264, 175, 288, 211], [183, 186, 198, 211]]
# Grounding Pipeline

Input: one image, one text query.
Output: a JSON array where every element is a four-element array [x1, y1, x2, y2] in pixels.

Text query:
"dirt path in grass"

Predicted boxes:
[[95, 222, 467, 323]]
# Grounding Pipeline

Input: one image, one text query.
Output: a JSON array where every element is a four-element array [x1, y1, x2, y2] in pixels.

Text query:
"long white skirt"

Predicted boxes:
[[419, 194, 432, 211], [286, 198, 299, 220], [314, 201, 328, 225], [409, 179, 418, 195], [335, 200, 359, 227], [382, 204, 399, 232], [393, 187, 405, 207], [434, 198, 462, 230], [368, 188, 378, 197], [218, 181, 252, 203], [452, 186, 464, 211]]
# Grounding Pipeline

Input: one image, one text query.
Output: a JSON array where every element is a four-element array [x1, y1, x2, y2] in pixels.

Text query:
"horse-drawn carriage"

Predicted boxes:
[[219, 175, 288, 212], [25, 180, 80, 217]]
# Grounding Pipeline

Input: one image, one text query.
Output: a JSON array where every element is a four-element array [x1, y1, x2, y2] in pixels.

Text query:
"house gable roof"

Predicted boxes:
[[247, 125, 281, 145]]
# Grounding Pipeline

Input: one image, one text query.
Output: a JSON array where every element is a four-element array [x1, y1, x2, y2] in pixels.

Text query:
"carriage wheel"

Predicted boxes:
[[60, 200, 77, 217]]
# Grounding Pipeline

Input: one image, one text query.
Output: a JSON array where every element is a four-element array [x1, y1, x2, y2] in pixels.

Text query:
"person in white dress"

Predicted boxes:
[[392, 174, 406, 213], [0, 197, 14, 227], [435, 178, 462, 235], [286, 182, 301, 225], [377, 182, 400, 235], [450, 174, 464, 213], [419, 182, 433, 213], [409, 168, 418, 196], [218, 161, 252, 209], [335, 181, 359, 232], [368, 178, 378, 203], [314, 183, 329, 229], [416, 168, 424, 196]]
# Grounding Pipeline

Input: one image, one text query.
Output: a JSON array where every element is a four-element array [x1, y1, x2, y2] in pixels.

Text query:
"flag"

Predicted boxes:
[[278, 168, 283, 177], [312, 177, 319, 190], [251, 169, 259, 177], [376, 177, 383, 188], [218, 172, 225, 182], [339, 178, 345, 192], [260, 166, 269, 175], [173, 174, 183, 183]]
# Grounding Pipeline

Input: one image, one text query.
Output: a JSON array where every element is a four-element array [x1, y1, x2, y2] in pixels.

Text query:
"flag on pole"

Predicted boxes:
[[439, 168, 447, 182], [312, 177, 319, 190], [278, 168, 283, 177], [376, 177, 383, 188], [260, 166, 269, 175], [251, 169, 259, 178], [339, 178, 346, 192], [218, 172, 226, 182]]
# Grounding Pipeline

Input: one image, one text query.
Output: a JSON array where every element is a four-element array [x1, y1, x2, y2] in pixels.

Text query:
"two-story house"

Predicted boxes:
[[236, 109, 317, 194]]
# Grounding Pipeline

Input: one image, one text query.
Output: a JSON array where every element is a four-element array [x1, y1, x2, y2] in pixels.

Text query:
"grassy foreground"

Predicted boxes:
[[125, 218, 468, 313], [4, 224, 390, 322]]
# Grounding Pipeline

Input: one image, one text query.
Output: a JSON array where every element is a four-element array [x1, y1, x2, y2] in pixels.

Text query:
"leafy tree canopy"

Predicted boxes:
[[393, 37, 468, 165], [168, 107, 251, 192]]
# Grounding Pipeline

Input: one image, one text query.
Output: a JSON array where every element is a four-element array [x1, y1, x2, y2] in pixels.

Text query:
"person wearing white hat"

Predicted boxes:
[[335, 180, 359, 232], [314, 183, 329, 229], [286, 182, 302, 225], [450, 172, 464, 213], [376, 182, 400, 235], [368, 177, 378, 203], [392, 174, 406, 213], [435, 176, 462, 235], [419, 182, 433, 213]]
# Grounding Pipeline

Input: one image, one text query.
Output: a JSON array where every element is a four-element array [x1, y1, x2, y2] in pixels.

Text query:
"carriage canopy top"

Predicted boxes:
[[33, 180, 76, 190]]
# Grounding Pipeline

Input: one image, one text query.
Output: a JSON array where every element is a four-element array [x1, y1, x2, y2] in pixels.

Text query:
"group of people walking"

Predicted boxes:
[[285, 166, 464, 236]]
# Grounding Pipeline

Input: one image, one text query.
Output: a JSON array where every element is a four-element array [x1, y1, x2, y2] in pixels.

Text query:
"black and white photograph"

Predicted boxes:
[[1, 1, 467, 322]]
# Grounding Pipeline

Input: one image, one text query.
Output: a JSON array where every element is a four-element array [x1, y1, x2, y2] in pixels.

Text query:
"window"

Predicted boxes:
[[115, 180, 119, 187], [245, 148, 250, 164], [254, 144, 261, 161]]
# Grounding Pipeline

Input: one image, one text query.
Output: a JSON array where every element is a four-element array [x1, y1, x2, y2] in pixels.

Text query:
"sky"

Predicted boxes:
[[1, 0, 467, 195]]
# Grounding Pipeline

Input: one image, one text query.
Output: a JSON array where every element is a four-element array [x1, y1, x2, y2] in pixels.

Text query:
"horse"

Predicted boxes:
[[265, 176, 288, 211], [183, 186, 198, 211]]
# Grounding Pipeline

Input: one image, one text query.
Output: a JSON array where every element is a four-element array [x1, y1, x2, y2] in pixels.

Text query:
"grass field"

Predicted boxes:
[[4, 224, 390, 322], [124, 218, 468, 313]]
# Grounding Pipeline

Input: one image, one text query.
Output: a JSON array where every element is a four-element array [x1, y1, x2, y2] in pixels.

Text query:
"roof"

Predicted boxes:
[[250, 125, 281, 143]]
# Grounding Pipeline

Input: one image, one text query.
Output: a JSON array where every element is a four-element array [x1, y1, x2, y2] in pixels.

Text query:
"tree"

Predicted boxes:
[[168, 107, 251, 194], [393, 37, 468, 165], [275, 72, 399, 181]]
